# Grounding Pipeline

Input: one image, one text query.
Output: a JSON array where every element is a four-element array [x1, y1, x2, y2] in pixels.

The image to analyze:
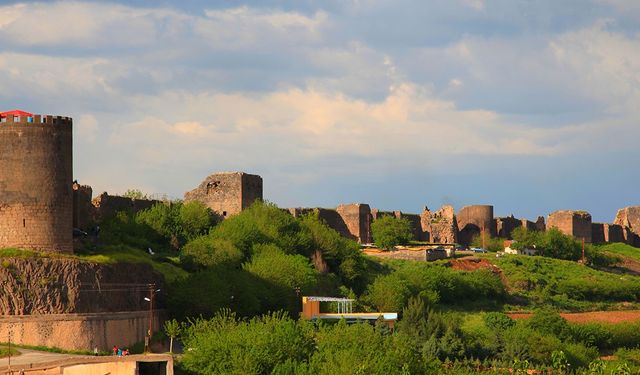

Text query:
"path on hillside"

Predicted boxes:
[[508, 310, 640, 324]]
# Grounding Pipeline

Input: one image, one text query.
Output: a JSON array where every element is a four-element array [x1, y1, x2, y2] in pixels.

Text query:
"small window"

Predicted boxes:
[[23, 218, 26, 227], [223, 211, 227, 217]]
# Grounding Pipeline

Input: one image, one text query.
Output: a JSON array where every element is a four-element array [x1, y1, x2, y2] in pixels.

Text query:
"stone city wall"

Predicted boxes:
[[398, 212, 424, 241], [592, 223, 606, 244], [547, 210, 592, 243], [496, 216, 522, 239], [336, 204, 372, 244], [91, 192, 160, 223]]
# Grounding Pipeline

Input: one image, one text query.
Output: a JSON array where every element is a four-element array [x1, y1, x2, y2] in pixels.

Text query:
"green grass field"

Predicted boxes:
[[597, 242, 640, 260]]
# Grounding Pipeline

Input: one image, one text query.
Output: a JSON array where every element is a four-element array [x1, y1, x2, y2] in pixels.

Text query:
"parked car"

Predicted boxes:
[[471, 247, 487, 253]]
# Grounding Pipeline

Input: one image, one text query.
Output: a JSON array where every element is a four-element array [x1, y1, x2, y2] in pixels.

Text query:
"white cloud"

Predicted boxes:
[[104, 84, 579, 177], [550, 22, 640, 115]]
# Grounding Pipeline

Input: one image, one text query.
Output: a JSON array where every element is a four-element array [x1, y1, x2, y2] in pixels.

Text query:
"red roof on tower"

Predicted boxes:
[[0, 110, 33, 117]]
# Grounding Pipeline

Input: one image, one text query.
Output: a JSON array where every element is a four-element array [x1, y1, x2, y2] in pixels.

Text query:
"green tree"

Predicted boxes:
[[364, 273, 411, 312], [122, 189, 148, 199], [371, 216, 413, 250], [181, 237, 244, 269], [163, 319, 182, 353], [178, 201, 217, 241], [243, 244, 318, 314], [180, 311, 315, 375]]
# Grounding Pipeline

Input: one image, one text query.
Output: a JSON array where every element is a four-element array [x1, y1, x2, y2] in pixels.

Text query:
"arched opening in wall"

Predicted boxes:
[[223, 211, 227, 217], [23, 218, 25, 227]]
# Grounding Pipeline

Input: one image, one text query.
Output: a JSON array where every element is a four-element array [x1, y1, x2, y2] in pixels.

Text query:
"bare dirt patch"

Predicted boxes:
[[449, 256, 502, 274]]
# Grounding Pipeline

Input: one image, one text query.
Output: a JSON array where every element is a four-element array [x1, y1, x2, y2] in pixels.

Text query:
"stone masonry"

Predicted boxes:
[[547, 210, 592, 243], [457, 205, 495, 246], [420, 205, 458, 244], [0, 114, 73, 253], [336, 203, 373, 244], [184, 172, 263, 218]]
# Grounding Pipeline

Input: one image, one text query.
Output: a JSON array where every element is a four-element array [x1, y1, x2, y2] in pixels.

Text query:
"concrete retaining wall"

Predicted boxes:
[[0, 310, 163, 352]]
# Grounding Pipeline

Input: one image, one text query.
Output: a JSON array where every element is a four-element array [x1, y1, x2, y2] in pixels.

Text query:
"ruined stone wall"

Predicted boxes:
[[0, 310, 163, 351], [398, 212, 424, 241], [289, 207, 353, 240], [336, 204, 372, 243], [242, 173, 263, 211], [535, 216, 546, 232], [496, 216, 521, 239], [547, 210, 592, 243], [420, 205, 457, 244], [521, 219, 537, 231], [184, 172, 262, 218], [594, 223, 628, 244], [605, 224, 625, 243], [73, 183, 94, 230], [592, 223, 605, 244], [91, 192, 159, 223], [371, 209, 395, 220], [457, 205, 495, 246], [0, 114, 73, 253]]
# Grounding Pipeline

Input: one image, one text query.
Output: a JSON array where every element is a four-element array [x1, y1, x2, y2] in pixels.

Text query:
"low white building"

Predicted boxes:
[[503, 240, 538, 256]]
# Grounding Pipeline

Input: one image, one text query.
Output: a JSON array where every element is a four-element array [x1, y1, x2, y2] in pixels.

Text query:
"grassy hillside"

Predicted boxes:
[[597, 242, 640, 260], [489, 254, 640, 311]]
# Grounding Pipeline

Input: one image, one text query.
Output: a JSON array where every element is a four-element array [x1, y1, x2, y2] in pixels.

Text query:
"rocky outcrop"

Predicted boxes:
[[0, 257, 164, 315], [614, 206, 640, 230], [421, 205, 458, 244]]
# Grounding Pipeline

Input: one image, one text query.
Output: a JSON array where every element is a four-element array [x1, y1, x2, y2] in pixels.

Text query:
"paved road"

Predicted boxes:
[[0, 349, 75, 369]]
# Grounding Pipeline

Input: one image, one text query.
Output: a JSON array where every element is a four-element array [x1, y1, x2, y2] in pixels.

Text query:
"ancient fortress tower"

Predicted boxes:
[[0, 111, 73, 253], [184, 172, 263, 218]]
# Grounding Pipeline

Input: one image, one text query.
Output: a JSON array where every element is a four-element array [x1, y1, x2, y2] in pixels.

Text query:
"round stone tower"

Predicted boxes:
[[0, 112, 73, 253], [457, 205, 495, 246]]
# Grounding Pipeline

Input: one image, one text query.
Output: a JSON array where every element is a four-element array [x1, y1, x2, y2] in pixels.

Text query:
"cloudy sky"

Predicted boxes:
[[1, 0, 639, 222]]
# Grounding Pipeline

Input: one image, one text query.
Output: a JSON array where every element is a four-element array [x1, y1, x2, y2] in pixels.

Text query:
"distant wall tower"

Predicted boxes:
[[184, 172, 263, 218], [457, 205, 495, 246], [0, 113, 73, 253]]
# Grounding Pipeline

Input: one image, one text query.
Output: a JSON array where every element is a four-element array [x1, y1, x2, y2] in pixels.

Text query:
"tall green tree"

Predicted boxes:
[[371, 216, 413, 250]]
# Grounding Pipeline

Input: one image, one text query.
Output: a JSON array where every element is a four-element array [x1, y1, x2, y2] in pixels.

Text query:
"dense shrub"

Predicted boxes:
[[502, 324, 562, 365], [136, 201, 217, 248], [563, 342, 599, 369], [371, 216, 413, 250], [180, 237, 243, 269], [180, 311, 315, 375], [167, 267, 268, 319], [526, 309, 570, 340], [363, 260, 505, 312], [483, 312, 515, 331], [243, 244, 319, 314]]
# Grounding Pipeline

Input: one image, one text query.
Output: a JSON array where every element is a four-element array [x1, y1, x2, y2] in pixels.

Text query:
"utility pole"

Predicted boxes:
[[145, 284, 156, 353], [7, 327, 11, 375], [482, 223, 486, 250]]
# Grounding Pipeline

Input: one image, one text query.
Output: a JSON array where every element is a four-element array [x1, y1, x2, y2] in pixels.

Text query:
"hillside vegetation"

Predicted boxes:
[[7, 200, 640, 373]]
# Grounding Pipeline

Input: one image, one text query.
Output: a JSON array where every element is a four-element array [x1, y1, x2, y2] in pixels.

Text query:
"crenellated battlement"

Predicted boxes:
[[0, 113, 72, 126]]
